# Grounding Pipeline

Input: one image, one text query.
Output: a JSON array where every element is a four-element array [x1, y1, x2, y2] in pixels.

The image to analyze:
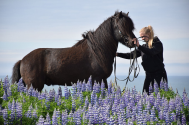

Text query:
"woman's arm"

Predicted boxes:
[[138, 42, 163, 56], [116, 49, 141, 59]]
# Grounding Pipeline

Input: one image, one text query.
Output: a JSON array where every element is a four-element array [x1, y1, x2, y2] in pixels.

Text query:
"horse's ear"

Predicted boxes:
[[126, 12, 129, 16], [117, 11, 123, 18]]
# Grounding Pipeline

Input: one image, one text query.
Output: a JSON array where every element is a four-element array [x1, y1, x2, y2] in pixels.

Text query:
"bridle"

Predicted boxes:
[[112, 16, 140, 92], [112, 16, 130, 46]]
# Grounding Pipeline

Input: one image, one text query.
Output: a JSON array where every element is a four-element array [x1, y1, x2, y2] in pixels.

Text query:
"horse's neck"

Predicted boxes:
[[90, 30, 118, 71]]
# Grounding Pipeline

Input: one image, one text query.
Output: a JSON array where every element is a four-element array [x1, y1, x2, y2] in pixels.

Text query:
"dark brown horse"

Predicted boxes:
[[12, 11, 136, 91]]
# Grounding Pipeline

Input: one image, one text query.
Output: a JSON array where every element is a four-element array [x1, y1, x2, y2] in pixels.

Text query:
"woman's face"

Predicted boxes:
[[139, 32, 150, 42]]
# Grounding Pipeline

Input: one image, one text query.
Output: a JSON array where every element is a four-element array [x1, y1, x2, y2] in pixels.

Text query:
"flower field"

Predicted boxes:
[[0, 76, 188, 125]]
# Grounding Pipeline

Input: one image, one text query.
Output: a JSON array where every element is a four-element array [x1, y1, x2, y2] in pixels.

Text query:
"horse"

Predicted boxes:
[[12, 11, 136, 91]]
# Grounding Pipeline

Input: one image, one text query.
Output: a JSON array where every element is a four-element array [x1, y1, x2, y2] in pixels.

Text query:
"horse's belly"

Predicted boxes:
[[46, 48, 91, 85]]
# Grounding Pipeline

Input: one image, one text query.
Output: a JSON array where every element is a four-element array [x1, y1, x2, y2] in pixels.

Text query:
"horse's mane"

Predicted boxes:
[[73, 11, 135, 72]]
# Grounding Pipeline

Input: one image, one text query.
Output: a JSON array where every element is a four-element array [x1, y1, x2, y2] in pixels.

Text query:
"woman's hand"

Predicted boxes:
[[132, 38, 139, 47]]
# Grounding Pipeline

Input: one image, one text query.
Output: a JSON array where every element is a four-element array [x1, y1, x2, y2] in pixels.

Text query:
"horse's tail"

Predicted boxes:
[[12, 60, 21, 84]]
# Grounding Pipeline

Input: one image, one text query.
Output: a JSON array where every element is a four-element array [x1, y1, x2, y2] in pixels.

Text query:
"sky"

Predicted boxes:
[[0, 0, 189, 78]]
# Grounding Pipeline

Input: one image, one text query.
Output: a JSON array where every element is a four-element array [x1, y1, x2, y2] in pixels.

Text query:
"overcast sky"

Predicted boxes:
[[0, 0, 189, 77]]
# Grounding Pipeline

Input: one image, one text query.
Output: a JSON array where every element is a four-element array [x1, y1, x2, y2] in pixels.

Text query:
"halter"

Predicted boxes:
[[112, 16, 130, 46]]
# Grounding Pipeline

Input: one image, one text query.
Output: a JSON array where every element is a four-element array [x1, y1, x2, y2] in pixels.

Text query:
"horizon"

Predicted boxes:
[[0, 0, 189, 76]]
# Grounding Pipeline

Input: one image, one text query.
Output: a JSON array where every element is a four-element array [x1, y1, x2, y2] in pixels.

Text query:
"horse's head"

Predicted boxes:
[[112, 11, 136, 48]]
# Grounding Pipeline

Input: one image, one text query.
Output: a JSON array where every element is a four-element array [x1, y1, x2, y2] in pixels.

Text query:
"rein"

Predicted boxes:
[[114, 41, 140, 92]]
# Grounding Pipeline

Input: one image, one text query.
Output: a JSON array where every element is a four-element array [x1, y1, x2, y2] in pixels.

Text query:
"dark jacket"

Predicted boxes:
[[117, 36, 165, 73]]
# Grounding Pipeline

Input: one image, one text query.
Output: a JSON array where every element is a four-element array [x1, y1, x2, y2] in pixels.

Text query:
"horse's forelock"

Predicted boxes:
[[117, 12, 135, 37]]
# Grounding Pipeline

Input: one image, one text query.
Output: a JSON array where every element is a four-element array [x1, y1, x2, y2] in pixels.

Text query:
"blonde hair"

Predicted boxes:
[[140, 25, 154, 48]]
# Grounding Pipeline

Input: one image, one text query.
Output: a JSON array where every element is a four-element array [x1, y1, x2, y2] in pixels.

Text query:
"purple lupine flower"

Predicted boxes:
[[82, 80, 86, 92], [132, 85, 137, 97], [45, 93, 50, 110], [3, 91, 8, 101], [149, 82, 153, 95], [62, 110, 68, 125], [164, 79, 168, 91], [111, 102, 116, 115], [160, 77, 164, 89], [158, 109, 164, 120], [176, 103, 181, 120], [79, 91, 84, 104], [169, 99, 175, 112], [93, 81, 97, 93], [136, 91, 141, 103], [54, 93, 58, 103], [88, 103, 94, 124], [16, 103, 22, 119], [163, 99, 169, 119], [88, 75, 93, 91], [37, 115, 45, 125], [128, 118, 134, 125], [83, 112, 88, 124], [98, 112, 104, 124], [3, 108, 8, 125], [98, 94, 103, 107], [120, 98, 125, 109], [118, 114, 123, 125], [165, 112, 170, 125], [170, 112, 176, 122], [32, 109, 38, 118], [3, 76, 9, 94], [85, 81, 90, 92], [72, 97, 76, 112], [76, 80, 80, 92], [101, 80, 105, 97], [91, 90, 96, 106], [154, 79, 159, 95], [146, 101, 151, 111], [72, 83, 77, 99], [28, 84, 33, 96], [10, 99, 16, 122], [18, 78, 24, 92], [108, 81, 112, 95], [84, 96, 89, 108], [38, 92, 42, 100], [137, 100, 143, 114], [156, 92, 161, 106], [98, 82, 101, 93], [57, 95, 61, 106], [52, 108, 58, 125], [109, 115, 115, 125], [42, 90, 47, 99], [93, 107, 99, 124], [150, 107, 155, 121], [8, 101, 12, 110], [32, 89, 36, 97], [126, 106, 130, 119], [149, 93, 155, 106], [45, 112, 51, 124], [25, 104, 32, 118], [49, 90, 54, 101], [7, 87, 12, 97], [56, 109, 61, 124], [181, 114, 186, 125], [44, 120, 51, 125]]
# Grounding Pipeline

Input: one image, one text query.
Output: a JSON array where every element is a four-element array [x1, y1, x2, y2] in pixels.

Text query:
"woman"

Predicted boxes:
[[116, 25, 168, 95]]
